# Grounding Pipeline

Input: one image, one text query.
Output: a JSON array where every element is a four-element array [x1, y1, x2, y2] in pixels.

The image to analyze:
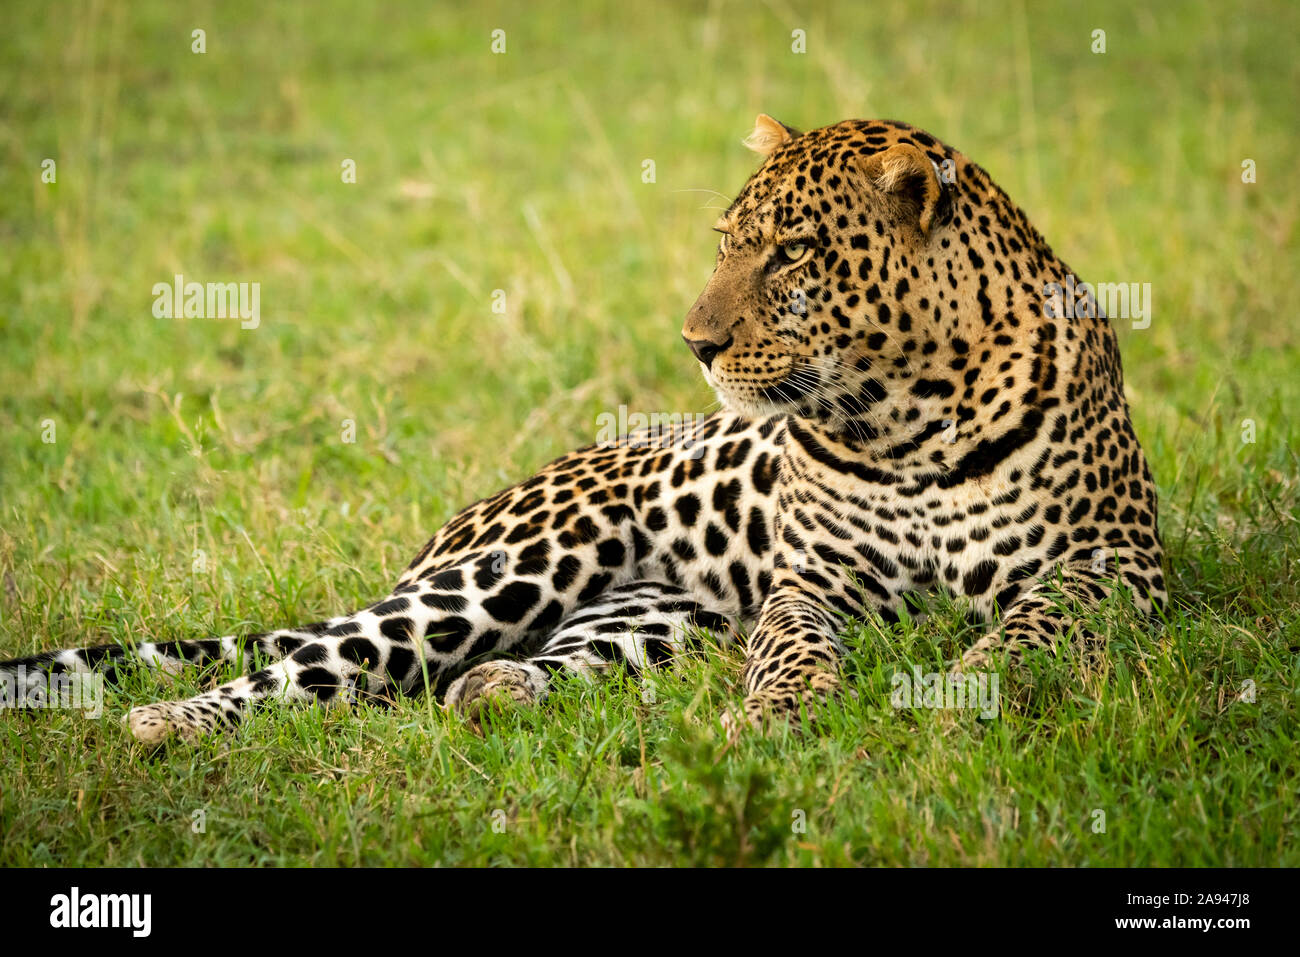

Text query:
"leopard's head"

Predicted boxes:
[[684, 116, 1002, 451]]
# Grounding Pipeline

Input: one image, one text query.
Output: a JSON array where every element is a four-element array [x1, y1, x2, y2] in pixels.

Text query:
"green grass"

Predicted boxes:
[[1, 0, 1297, 866]]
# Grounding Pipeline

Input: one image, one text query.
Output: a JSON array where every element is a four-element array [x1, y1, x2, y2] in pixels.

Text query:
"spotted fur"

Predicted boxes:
[[0, 117, 1164, 744]]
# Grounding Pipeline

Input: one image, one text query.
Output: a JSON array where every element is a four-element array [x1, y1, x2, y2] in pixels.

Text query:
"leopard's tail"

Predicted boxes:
[[0, 619, 346, 709]]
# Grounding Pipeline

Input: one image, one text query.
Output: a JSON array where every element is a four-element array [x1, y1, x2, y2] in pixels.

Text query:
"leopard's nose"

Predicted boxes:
[[683, 334, 734, 370]]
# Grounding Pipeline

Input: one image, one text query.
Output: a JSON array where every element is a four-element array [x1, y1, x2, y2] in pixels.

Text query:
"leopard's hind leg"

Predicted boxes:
[[121, 548, 587, 745], [445, 580, 736, 726]]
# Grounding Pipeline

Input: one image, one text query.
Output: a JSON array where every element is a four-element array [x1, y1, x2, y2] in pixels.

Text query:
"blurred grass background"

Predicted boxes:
[[0, 0, 1296, 866]]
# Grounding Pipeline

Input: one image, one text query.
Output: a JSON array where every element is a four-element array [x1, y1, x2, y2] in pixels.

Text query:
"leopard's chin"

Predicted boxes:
[[704, 376, 786, 420], [756, 371, 816, 407], [718, 394, 788, 420], [704, 363, 817, 420]]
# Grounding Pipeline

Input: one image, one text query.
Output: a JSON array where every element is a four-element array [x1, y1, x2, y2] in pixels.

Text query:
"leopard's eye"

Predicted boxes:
[[778, 241, 809, 263]]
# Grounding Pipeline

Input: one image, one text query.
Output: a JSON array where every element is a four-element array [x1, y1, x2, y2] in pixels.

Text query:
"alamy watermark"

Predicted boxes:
[[50, 887, 151, 937], [0, 665, 103, 717], [1043, 274, 1151, 330], [152, 273, 260, 329], [595, 405, 709, 459], [891, 666, 999, 719]]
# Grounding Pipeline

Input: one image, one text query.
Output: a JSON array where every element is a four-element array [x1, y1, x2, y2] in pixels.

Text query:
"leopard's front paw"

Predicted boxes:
[[445, 661, 544, 730], [722, 671, 842, 739], [955, 631, 1021, 672], [955, 645, 993, 672]]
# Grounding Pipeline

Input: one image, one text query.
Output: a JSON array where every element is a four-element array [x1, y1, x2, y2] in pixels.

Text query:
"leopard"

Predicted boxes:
[[0, 115, 1165, 746]]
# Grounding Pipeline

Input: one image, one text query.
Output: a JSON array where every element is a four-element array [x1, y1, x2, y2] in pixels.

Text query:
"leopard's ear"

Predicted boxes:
[[857, 143, 951, 237], [743, 114, 799, 156]]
